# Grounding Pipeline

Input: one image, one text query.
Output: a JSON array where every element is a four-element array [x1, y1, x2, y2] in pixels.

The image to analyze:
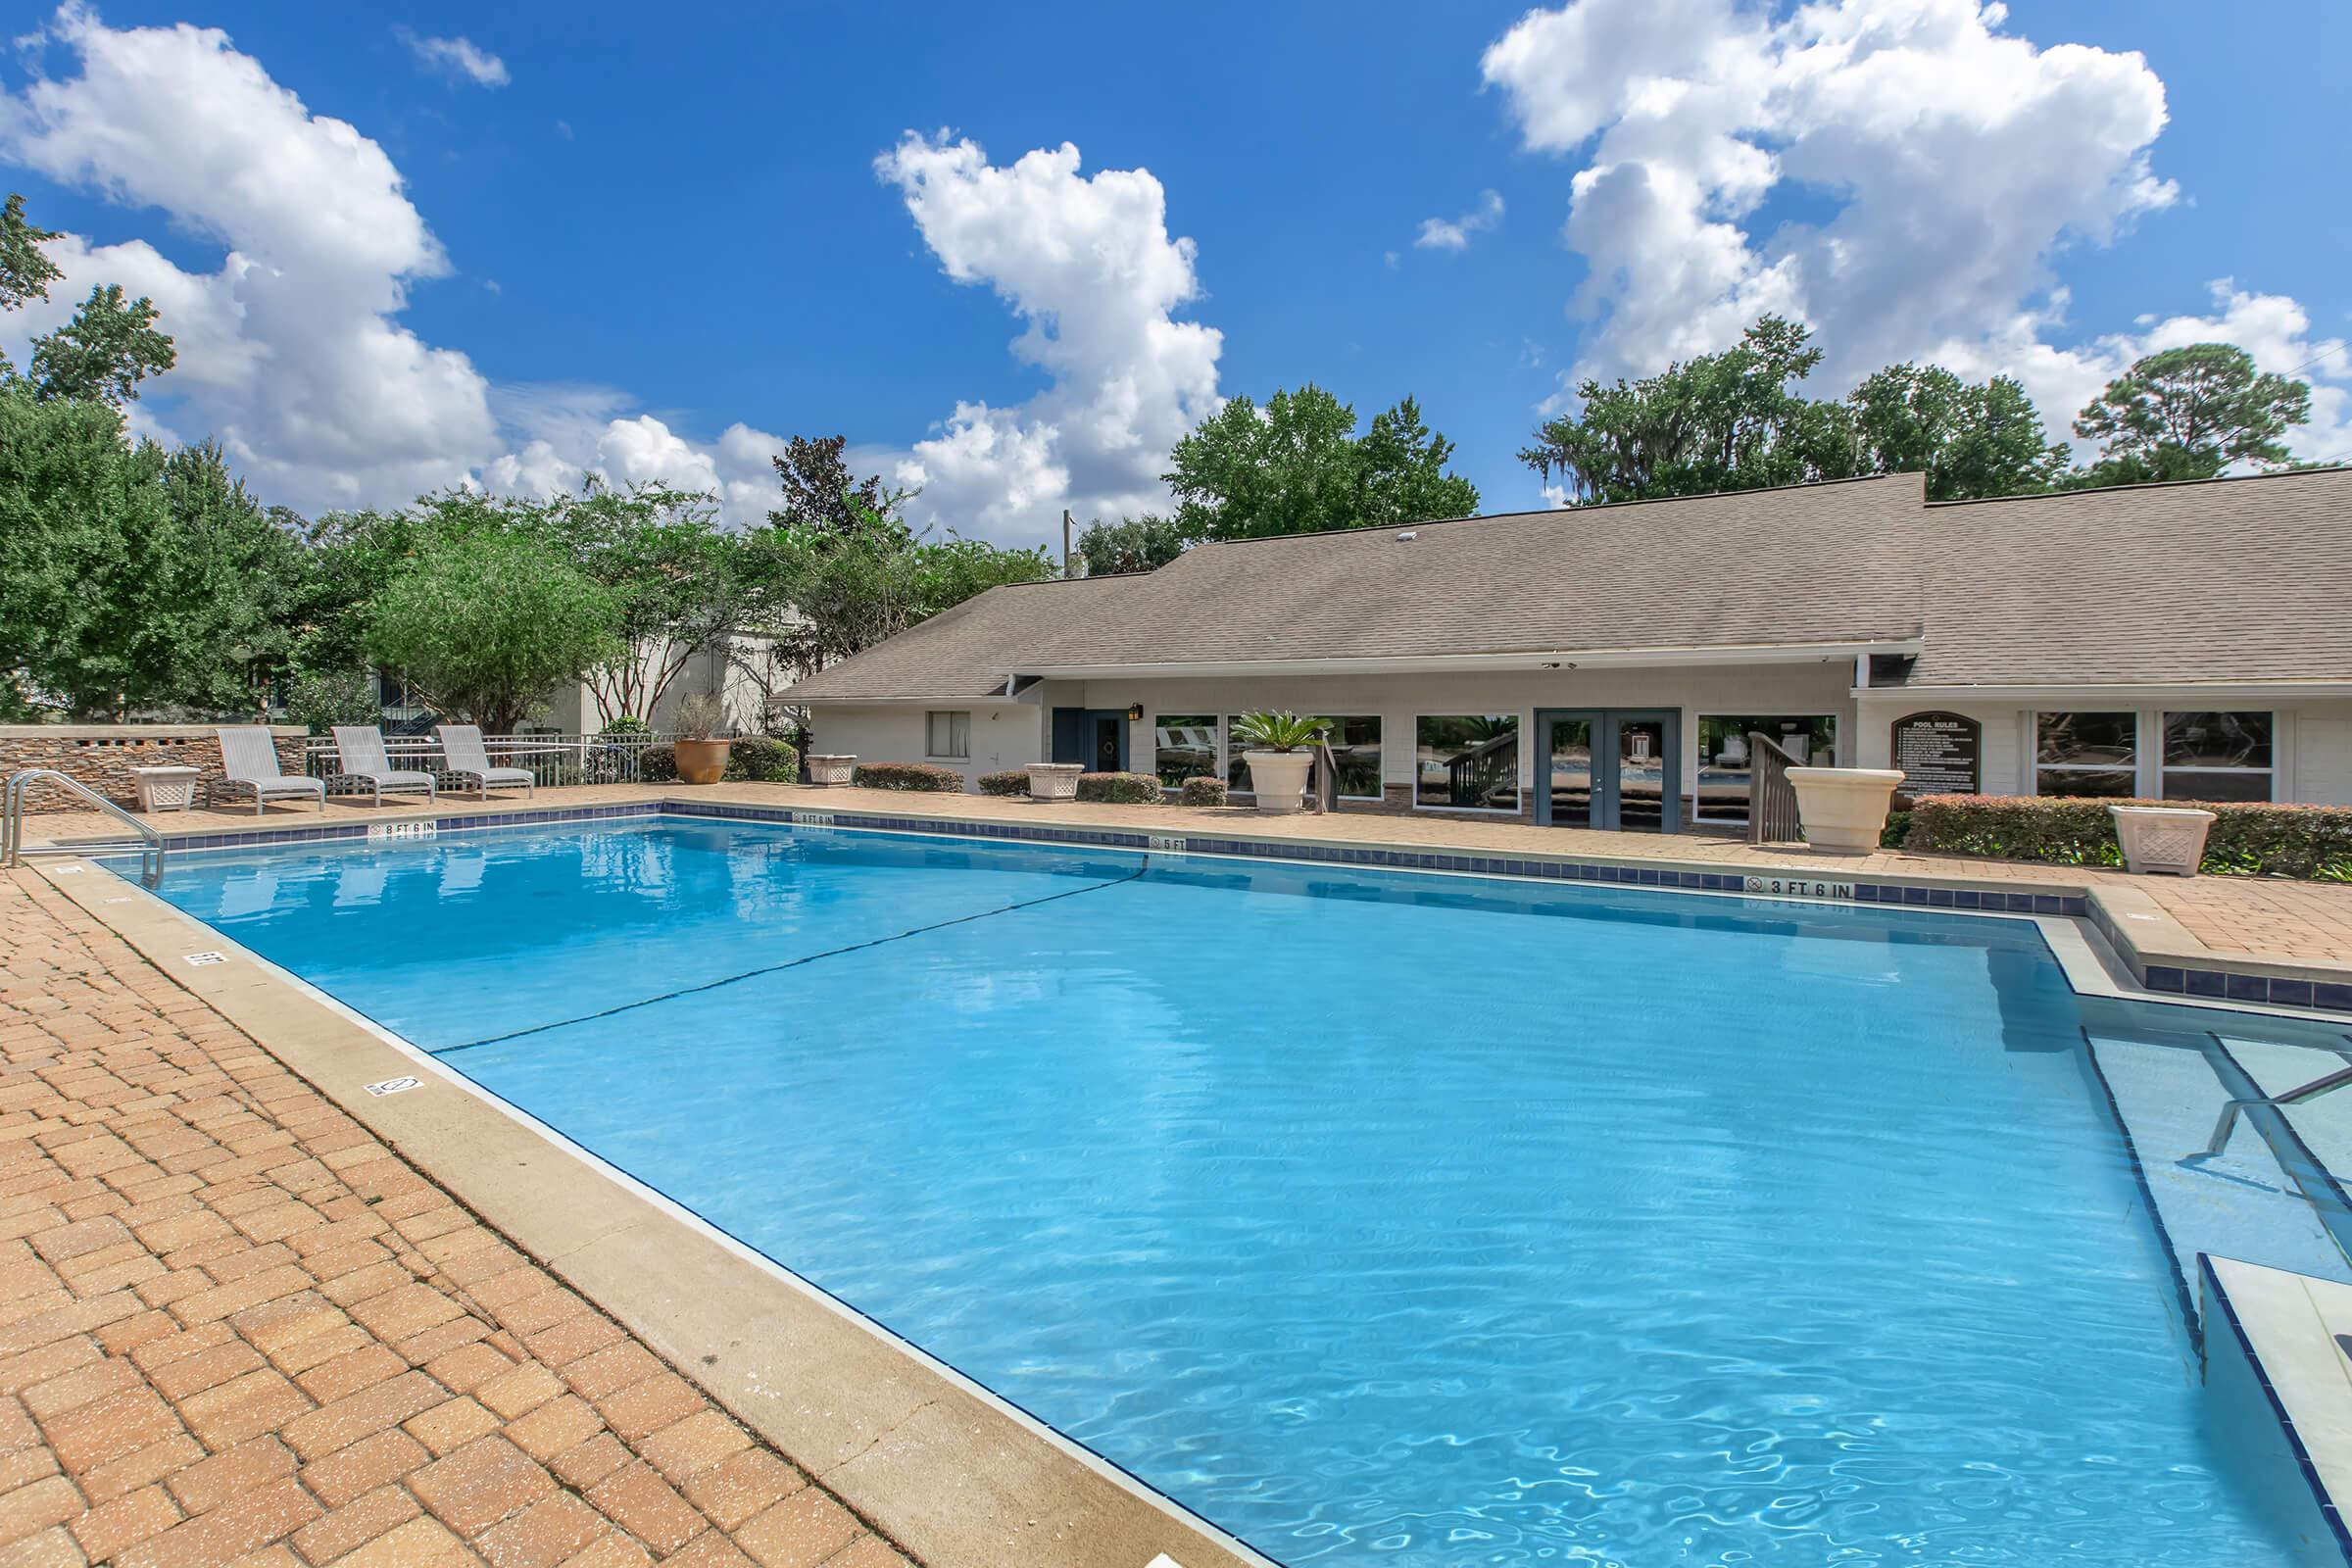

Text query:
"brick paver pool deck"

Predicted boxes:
[[0, 868, 913, 1568]]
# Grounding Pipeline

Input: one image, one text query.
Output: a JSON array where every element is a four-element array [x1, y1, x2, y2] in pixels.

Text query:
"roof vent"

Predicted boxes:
[[1396, 529, 1417, 541]]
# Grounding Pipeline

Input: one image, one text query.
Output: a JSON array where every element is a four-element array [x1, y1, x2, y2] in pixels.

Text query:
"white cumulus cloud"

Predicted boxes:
[[1415, 189, 1504, 252], [398, 29, 509, 89], [873, 132, 1225, 547], [1482, 0, 2195, 408]]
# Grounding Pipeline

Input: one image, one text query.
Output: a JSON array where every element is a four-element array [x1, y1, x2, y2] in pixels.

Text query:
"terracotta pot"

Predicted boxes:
[[673, 737, 731, 786], [1243, 750, 1313, 813], [1786, 766, 1905, 852]]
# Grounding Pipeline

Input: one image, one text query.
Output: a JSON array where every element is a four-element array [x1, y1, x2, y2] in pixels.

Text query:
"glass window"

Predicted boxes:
[[2035, 711, 2137, 798], [1152, 714, 1219, 787], [1415, 714, 1520, 810], [925, 710, 969, 760], [1225, 716, 1252, 792], [1329, 716, 1381, 800], [2162, 711, 2273, 803], [1695, 716, 1838, 823]]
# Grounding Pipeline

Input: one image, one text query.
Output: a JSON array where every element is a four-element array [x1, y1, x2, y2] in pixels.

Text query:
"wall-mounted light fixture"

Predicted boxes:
[[1127, 703, 1145, 721]]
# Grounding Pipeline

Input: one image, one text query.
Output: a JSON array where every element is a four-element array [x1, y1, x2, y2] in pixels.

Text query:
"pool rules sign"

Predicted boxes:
[[1890, 711, 1982, 796]]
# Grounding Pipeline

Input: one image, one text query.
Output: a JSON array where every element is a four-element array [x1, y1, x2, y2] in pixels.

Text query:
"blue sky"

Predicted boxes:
[[4, 1, 2349, 547]]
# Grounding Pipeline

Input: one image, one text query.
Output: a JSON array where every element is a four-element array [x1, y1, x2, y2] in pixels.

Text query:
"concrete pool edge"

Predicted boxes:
[[40, 785, 2350, 1017], [35, 858, 1277, 1568], [2202, 1256, 2352, 1565]]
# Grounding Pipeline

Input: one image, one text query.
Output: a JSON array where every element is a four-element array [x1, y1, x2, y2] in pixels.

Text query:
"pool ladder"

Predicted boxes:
[[2199, 1055, 2352, 1158], [1, 770, 165, 888]]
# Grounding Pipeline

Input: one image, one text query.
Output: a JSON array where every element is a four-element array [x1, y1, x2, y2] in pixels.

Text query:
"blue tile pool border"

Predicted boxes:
[[66, 795, 2352, 1017]]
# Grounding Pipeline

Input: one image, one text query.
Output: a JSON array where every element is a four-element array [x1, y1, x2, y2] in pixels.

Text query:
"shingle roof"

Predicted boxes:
[[777, 575, 1158, 701], [783, 475, 1928, 699], [778, 466, 2352, 703], [1907, 466, 2352, 688]]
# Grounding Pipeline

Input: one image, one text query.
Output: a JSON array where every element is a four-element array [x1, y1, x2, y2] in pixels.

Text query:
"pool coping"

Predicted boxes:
[[38, 806, 2352, 1563], [34, 858, 1279, 1568], [2201, 1255, 2352, 1565], [43, 789, 2352, 1019]]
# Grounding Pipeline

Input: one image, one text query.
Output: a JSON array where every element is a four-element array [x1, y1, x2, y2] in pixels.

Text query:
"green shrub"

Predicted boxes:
[[601, 715, 652, 736], [638, 743, 677, 783], [1880, 809, 1912, 850], [282, 667, 379, 733], [1076, 770, 1164, 805], [1905, 794, 2352, 881], [1179, 775, 1227, 808], [977, 769, 1028, 796], [853, 761, 966, 792], [724, 736, 798, 783]]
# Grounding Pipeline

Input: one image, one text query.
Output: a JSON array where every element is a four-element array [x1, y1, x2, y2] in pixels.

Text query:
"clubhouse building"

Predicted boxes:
[[778, 468, 2352, 833]]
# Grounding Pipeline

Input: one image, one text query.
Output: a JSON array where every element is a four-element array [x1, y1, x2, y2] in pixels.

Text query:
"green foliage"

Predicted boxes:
[[1519, 316, 1856, 505], [1178, 775, 1227, 808], [1075, 770, 1164, 804], [1163, 384, 1480, 541], [1232, 710, 1332, 752], [722, 735, 797, 782], [750, 487, 1052, 672], [601, 714, 653, 736], [2071, 343, 2313, 484], [977, 768, 1029, 796], [0, 193, 62, 314], [281, 667, 378, 733], [638, 743, 678, 783], [31, 283, 175, 405], [1844, 365, 2071, 501], [364, 529, 622, 733], [1905, 795, 2352, 881], [766, 433, 911, 538], [852, 760, 966, 792], [1075, 514, 1187, 575]]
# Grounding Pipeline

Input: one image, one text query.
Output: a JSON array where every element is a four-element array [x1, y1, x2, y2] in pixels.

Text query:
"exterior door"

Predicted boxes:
[[1053, 708, 1129, 771], [1537, 709, 1681, 833]]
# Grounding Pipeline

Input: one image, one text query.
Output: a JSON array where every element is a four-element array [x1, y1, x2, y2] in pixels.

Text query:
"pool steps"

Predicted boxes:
[[2203, 1256, 2352, 1566]]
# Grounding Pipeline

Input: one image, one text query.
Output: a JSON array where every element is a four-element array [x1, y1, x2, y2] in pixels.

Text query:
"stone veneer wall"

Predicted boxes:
[[0, 725, 309, 812]]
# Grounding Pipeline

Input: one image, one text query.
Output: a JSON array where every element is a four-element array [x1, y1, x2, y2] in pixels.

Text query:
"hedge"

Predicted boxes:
[[1076, 770, 1165, 805], [1179, 775, 1227, 808], [977, 768, 1028, 797], [853, 761, 967, 792], [723, 736, 798, 783], [1906, 794, 2352, 881], [638, 743, 677, 783]]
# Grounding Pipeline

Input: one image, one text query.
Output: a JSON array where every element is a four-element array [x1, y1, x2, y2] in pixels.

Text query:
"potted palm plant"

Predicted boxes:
[[1233, 710, 1330, 814], [672, 694, 731, 786]]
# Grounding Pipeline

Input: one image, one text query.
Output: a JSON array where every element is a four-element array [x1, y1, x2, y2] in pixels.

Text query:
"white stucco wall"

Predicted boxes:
[[1854, 694, 2352, 805], [806, 702, 1048, 786]]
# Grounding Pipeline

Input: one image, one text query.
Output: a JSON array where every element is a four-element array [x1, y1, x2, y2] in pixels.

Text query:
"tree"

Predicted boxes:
[[1164, 384, 1481, 540], [1844, 365, 2070, 501], [2072, 343, 2312, 484], [153, 440, 309, 711], [1518, 316, 1855, 505], [767, 434, 911, 538], [365, 529, 622, 733], [31, 283, 176, 405], [1076, 514, 1188, 575], [0, 193, 62, 313]]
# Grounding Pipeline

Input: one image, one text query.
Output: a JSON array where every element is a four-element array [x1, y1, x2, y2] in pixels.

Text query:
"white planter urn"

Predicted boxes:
[[1787, 766, 1906, 852], [807, 754, 856, 787], [1243, 751, 1313, 813], [1026, 762, 1083, 801], [2110, 805, 2215, 876]]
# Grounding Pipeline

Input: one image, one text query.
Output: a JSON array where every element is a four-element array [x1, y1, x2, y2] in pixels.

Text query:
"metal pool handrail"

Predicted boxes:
[[2, 770, 166, 888]]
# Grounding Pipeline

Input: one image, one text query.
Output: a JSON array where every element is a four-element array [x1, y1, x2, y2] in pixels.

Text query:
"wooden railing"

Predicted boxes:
[[1747, 731, 1803, 845]]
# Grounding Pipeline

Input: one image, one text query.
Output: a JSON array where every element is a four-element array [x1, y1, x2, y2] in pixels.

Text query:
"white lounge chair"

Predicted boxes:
[[215, 726, 326, 815], [435, 725, 534, 801], [330, 726, 438, 808]]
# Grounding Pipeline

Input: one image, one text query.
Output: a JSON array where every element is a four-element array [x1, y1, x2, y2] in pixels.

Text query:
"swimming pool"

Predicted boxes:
[[126, 815, 2352, 1565]]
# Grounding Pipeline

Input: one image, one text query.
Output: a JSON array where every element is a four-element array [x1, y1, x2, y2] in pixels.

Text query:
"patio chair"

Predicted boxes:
[[435, 724, 535, 801], [330, 726, 438, 808], [215, 726, 326, 815]]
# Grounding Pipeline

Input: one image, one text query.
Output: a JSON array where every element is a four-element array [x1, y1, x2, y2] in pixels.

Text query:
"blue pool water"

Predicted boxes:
[[132, 818, 2344, 1565]]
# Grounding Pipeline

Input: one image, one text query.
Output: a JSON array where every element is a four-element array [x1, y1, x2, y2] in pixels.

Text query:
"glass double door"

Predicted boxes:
[[1537, 709, 1681, 833]]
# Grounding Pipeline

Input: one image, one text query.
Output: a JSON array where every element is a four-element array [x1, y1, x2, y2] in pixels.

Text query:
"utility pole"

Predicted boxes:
[[1061, 509, 1073, 578]]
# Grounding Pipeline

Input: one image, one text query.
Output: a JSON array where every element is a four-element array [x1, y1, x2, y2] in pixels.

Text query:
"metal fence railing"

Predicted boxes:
[[301, 732, 677, 790]]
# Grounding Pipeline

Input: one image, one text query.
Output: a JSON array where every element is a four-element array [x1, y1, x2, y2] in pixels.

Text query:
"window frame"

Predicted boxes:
[[1692, 714, 1838, 824], [924, 710, 971, 760], [1412, 711, 1523, 814], [2159, 710, 2276, 804], [2032, 710, 2140, 800]]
